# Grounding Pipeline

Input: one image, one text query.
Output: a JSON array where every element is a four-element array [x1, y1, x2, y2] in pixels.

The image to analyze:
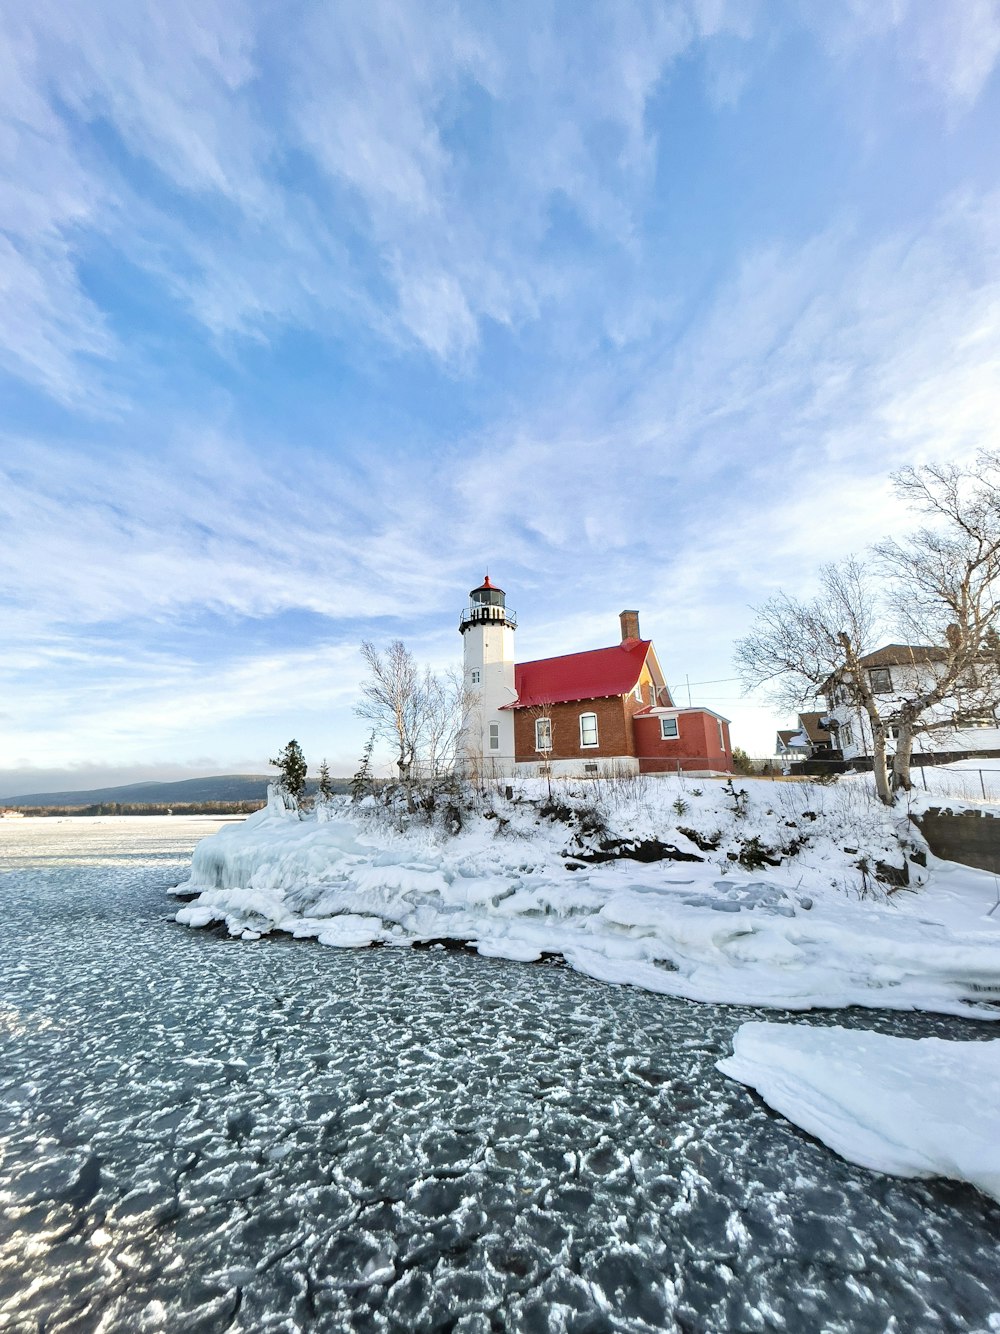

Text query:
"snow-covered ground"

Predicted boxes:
[[719, 1023, 1000, 1204], [907, 758, 1000, 804], [173, 777, 1000, 1018]]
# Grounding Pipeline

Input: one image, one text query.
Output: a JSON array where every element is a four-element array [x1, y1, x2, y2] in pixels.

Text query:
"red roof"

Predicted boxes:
[[510, 641, 651, 709], [471, 574, 503, 595]]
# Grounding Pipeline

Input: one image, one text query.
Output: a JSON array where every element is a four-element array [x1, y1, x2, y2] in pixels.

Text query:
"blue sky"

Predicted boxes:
[[3, 0, 1000, 793]]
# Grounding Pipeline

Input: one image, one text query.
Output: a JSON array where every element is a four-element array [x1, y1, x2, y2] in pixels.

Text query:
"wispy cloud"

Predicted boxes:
[[813, 0, 1000, 110], [1, 634, 364, 769], [4, 0, 999, 403], [4, 185, 1000, 671], [4, 1, 1000, 764], [0, 0, 763, 398]]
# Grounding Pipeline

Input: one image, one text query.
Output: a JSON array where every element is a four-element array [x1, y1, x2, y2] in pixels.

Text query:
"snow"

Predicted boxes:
[[172, 778, 1000, 1018], [905, 759, 1000, 805], [718, 1023, 1000, 1203]]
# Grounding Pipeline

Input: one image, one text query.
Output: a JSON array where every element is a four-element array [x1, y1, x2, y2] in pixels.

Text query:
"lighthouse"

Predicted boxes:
[[459, 576, 517, 775]]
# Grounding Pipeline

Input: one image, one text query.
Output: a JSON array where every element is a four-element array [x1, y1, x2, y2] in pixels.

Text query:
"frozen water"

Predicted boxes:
[[2, 817, 1000, 1332], [719, 1023, 1000, 1202]]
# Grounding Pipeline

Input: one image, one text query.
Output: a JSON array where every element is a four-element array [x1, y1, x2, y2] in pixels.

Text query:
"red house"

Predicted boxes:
[[506, 609, 733, 777]]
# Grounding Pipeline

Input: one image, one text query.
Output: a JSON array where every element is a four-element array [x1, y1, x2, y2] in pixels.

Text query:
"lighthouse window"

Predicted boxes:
[[471, 670, 481, 685], [488, 723, 500, 751], [580, 713, 599, 747], [535, 718, 552, 751]]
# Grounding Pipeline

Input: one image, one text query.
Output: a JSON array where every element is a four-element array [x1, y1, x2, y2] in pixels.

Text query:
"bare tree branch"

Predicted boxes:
[[736, 455, 1000, 802]]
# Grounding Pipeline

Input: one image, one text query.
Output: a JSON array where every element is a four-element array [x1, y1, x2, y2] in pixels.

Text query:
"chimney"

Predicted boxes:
[[619, 609, 640, 642]]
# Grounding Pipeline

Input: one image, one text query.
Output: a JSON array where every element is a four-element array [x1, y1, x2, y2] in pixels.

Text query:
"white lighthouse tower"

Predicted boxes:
[[459, 575, 517, 775]]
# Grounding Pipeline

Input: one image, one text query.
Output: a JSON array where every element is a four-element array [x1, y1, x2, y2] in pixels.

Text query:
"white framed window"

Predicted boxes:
[[535, 717, 552, 751], [842, 723, 854, 748], [488, 723, 499, 751], [580, 713, 599, 747], [633, 682, 643, 702], [955, 712, 995, 729], [717, 720, 725, 752], [660, 717, 679, 740], [471, 669, 481, 685], [869, 668, 892, 694], [648, 682, 657, 706]]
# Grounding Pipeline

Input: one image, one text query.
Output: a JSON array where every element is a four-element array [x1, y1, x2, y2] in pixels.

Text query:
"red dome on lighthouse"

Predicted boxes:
[[460, 574, 517, 632], [471, 574, 503, 596]]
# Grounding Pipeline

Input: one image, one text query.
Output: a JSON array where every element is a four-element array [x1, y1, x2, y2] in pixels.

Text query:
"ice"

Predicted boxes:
[[172, 782, 1000, 1018], [718, 1023, 1000, 1203], [7, 814, 999, 1329]]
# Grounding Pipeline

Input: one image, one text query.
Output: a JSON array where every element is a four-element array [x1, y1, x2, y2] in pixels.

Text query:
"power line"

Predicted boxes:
[[672, 694, 747, 702], [679, 676, 741, 686]]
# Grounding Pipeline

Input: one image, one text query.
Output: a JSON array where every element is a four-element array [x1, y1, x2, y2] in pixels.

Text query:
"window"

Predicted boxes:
[[584, 762, 599, 774], [471, 669, 481, 685], [580, 713, 599, 747], [633, 682, 643, 702], [535, 717, 552, 751], [869, 667, 892, 694], [648, 682, 657, 706], [488, 723, 499, 751], [841, 723, 854, 748], [660, 716, 679, 740], [955, 712, 996, 729], [717, 720, 725, 752]]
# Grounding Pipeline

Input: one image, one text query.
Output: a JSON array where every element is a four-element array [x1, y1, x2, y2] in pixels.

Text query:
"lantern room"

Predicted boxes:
[[459, 575, 517, 632]]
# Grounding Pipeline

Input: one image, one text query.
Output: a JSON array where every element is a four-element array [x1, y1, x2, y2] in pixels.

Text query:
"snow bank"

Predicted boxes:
[[172, 779, 1000, 1017], [718, 1023, 1000, 1203], [909, 759, 1000, 805]]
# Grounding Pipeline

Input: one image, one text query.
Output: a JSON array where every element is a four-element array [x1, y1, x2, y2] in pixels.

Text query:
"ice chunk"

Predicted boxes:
[[719, 1022, 1000, 1202]]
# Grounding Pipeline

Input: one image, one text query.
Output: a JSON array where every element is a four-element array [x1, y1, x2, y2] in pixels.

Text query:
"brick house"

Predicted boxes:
[[459, 577, 732, 777]]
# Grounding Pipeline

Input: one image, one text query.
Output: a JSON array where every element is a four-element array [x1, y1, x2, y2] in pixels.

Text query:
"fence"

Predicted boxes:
[[912, 763, 1000, 801], [771, 754, 1000, 801]]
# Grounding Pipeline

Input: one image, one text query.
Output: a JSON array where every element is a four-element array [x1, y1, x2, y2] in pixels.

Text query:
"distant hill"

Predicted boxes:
[[2, 773, 347, 807]]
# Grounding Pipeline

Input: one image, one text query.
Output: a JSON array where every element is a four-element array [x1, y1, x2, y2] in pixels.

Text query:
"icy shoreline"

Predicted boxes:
[[172, 779, 1000, 1018], [719, 1022, 1000, 1203]]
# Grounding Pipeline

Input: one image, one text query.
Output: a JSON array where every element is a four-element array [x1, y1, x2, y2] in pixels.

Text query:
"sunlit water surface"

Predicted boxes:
[[1, 816, 998, 1333]]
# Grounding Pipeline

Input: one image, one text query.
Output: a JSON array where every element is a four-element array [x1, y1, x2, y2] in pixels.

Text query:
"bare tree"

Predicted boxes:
[[735, 559, 896, 802], [874, 455, 1000, 788], [422, 667, 473, 779], [356, 640, 424, 782], [736, 454, 1000, 804], [525, 698, 555, 798], [355, 641, 471, 785]]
